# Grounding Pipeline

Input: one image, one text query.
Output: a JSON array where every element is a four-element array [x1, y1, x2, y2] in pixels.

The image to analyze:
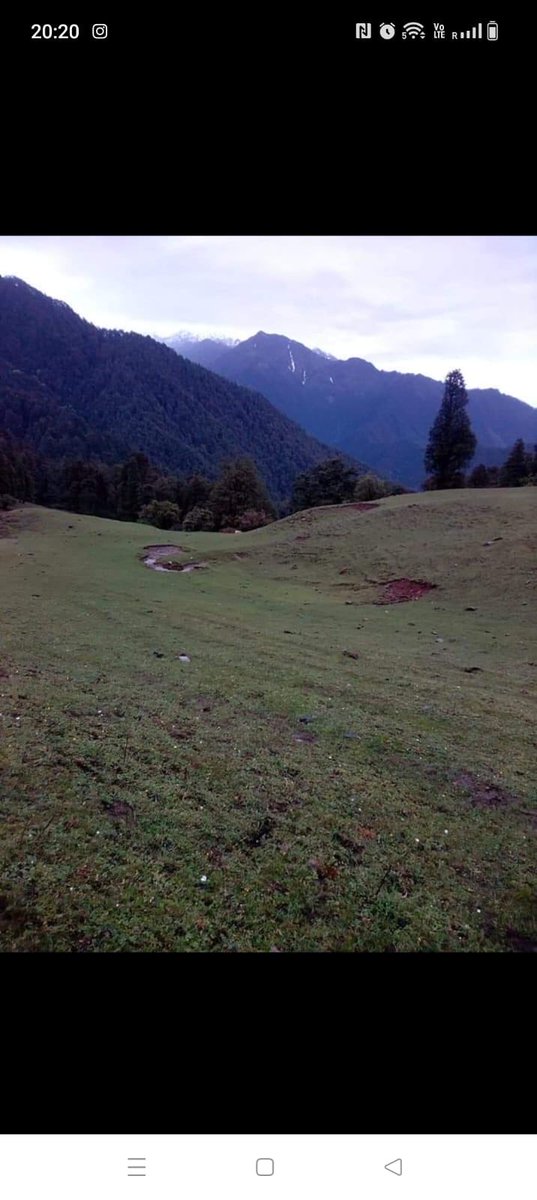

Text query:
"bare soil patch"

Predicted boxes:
[[373, 578, 437, 604], [163, 561, 208, 573], [453, 771, 518, 809]]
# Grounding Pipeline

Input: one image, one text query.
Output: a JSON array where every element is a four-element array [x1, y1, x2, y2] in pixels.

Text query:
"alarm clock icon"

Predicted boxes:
[[380, 22, 396, 38]]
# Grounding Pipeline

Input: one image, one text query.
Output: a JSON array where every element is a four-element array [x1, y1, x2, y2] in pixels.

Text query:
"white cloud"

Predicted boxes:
[[1, 235, 535, 405]]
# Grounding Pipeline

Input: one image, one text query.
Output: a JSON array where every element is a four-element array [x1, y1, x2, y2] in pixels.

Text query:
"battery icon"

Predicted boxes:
[[487, 21, 498, 39]]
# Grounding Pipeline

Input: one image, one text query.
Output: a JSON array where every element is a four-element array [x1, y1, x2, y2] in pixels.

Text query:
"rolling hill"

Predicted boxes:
[[1, 487, 535, 950]]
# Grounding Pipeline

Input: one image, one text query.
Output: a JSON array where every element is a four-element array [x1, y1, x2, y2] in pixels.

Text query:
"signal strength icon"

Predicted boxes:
[[402, 21, 425, 38], [456, 22, 484, 37]]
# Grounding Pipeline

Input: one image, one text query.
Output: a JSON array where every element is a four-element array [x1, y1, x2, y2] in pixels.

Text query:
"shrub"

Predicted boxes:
[[182, 504, 215, 531], [292, 457, 359, 510], [354, 473, 388, 501], [235, 508, 274, 531], [138, 499, 182, 529], [0, 494, 17, 510]]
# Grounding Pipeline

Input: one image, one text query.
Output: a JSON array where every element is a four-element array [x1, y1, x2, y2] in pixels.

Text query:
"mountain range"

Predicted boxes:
[[164, 332, 537, 488], [0, 278, 372, 502], [3, 276, 533, 501]]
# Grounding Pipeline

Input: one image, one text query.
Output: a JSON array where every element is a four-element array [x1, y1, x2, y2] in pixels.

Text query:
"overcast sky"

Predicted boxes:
[[1, 235, 535, 405]]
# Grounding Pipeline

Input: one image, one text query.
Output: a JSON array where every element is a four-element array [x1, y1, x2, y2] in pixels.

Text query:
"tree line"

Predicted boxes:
[[0, 426, 409, 527], [423, 368, 537, 490], [1, 375, 535, 532], [0, 431, 279, 529]]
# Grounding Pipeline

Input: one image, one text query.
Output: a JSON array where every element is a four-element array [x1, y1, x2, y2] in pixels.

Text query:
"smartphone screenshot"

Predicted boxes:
[[0, 1, 534, 1160]]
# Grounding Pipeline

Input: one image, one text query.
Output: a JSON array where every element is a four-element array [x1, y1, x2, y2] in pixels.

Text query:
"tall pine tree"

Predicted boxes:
[[424, 369, 476, 489]]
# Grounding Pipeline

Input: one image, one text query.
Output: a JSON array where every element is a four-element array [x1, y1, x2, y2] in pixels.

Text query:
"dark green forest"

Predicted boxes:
[[0, 432, 278, 530], [0, 276, 371, 503]]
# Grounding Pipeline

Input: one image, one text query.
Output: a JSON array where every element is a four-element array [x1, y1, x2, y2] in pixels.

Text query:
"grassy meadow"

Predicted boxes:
[[0, 488, 536, 951]]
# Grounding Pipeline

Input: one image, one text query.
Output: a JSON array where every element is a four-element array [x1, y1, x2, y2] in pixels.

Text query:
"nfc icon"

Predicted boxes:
[[356, 22, 372, 37]]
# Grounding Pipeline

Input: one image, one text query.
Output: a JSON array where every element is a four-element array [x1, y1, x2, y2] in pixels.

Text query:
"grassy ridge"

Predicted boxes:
[[1, 489, 536, 951]]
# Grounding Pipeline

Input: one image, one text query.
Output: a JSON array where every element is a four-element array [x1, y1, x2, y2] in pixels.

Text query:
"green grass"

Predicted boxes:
[[1, 488, 536, 951]]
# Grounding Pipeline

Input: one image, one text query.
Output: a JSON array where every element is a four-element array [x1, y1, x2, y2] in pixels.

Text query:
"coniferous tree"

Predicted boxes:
[[499, 438, 529, 486], [468, 463, 491, 488], [527, 444, 537, 485], [424, 369, 476, 489], [118, 452, 152, 520]]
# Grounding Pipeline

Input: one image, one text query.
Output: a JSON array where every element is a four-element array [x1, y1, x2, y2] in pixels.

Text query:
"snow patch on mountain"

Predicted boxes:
[[161, 331, 240, 348], [288, 345, 296, 374]]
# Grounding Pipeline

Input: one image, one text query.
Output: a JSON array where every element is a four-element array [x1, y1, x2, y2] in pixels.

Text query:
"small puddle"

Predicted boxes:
[[141, 544, 207, 573]]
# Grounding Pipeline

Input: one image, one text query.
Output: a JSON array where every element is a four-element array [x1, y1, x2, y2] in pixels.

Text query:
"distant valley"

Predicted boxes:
[[164, 332, 537, 489]]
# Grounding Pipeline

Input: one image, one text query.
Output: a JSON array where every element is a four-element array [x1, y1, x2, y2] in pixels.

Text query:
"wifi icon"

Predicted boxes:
[[402, 21, 425, 37]]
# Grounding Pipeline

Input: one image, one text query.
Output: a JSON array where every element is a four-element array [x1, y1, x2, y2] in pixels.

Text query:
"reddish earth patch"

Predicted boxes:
[[206, 846, 225, 867], [453, 771, 518, 809], [309, 858, 339, 881], [348, 502, 381, 511], [373, 578, 437, 604]]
